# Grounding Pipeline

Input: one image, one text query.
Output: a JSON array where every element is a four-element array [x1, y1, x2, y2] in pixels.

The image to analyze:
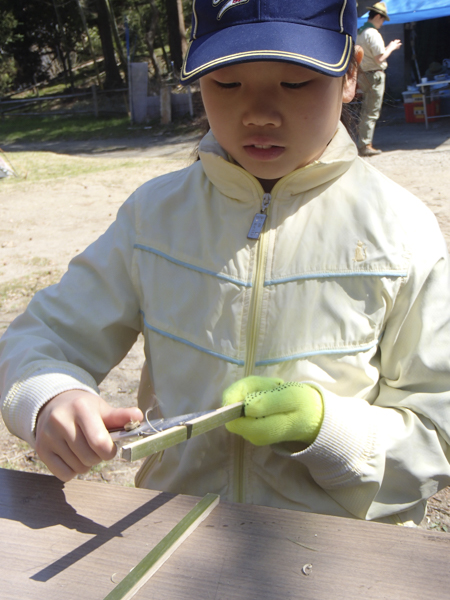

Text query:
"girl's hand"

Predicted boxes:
[[35, 390, 143, 482]]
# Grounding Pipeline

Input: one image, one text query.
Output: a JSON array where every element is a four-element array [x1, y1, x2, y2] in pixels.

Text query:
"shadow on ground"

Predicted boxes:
[[373, 103, 450, 152], [0, 130, 203, 160]]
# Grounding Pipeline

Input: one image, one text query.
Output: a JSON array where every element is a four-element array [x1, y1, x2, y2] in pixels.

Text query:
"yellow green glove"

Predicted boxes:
[[222, 376, 324, 446]]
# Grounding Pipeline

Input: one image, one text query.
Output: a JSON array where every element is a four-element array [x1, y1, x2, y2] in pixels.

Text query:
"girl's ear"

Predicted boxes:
[[342, 45, 364, 103]]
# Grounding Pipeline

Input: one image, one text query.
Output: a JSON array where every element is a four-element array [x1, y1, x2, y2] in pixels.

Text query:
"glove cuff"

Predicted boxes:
[[292, 383, 323, 444]]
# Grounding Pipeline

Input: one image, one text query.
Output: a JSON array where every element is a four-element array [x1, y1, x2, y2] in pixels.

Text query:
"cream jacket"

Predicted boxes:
[[2, 125, 450, 524]]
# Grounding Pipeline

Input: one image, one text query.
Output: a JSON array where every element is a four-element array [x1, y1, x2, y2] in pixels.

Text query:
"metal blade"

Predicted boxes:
[[110, 410, 213, 443]]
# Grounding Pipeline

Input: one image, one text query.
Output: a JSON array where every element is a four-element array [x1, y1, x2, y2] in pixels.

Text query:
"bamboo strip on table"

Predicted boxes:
[[103, 493, 220, 600], [121, 402, 244, 462]]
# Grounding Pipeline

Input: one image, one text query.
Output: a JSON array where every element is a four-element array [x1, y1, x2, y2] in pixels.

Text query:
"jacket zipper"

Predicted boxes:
[[245, 193, 272, 369], [247, 193, 272, 240], [235, 192, 273, 503]]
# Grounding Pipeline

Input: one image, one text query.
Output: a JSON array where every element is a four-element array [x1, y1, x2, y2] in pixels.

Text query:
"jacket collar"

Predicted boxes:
[[198, 123, 358, 203]]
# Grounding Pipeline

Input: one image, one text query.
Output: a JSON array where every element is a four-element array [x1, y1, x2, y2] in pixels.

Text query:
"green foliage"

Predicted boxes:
[[117, 0, 159, 61], [0, 56, 17, 96], [0, 7, 18, 48], [0, 0, 194, 94], [0, 5, 19, 94], [0, 0, 84, 89]]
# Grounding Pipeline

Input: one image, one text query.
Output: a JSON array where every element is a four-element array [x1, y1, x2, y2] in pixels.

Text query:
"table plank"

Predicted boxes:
[[0, 468, 449, 600]]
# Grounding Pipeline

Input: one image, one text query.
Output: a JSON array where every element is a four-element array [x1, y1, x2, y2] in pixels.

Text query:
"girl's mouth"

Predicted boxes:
[[244, 144, 285, 161]]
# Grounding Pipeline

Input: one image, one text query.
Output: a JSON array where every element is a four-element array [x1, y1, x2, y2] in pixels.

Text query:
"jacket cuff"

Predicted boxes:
[[274, 385, 379, 488], [2, 365, 99, 448]]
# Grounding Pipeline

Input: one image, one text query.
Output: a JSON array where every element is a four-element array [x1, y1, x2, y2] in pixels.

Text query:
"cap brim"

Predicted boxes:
[[180, 21, 353, 84]]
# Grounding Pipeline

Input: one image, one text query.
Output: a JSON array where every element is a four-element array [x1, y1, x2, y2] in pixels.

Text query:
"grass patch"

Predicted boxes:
[[0, 151, 159, 185], [0, 114, 203, 144], [30, 256, 53, 267], [11, 81, 68, 99], [0, 115, 133, 143], [0, 269, 64, 313]]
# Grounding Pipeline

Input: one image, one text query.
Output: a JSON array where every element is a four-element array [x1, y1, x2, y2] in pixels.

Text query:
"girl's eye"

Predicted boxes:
[[281, 82, 309, 89], [215, 81, 240, 89]]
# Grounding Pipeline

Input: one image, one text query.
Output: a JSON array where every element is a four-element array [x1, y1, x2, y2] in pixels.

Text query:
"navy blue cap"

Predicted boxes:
[[180, 0, 357, 84]]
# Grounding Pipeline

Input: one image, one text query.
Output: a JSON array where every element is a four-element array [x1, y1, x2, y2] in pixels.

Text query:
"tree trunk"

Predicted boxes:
[[95, 0, 123, 89], [104, 0, 127, 77], [165, 0, 187, 74], [140, 0, 161, 80], [52, 0, 75, 89], [145, 26, 161, 80], [177, 0, 188, 56], [75, 0, 102, 88]]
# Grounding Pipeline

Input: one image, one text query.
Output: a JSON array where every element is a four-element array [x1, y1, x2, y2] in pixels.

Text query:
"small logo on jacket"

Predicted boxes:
[[213, 0, 250, 20], [354, 241, 367, 262]]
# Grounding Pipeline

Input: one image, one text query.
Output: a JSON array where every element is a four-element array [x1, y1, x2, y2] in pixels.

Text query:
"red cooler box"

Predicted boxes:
[[402, 91, 440, 123]]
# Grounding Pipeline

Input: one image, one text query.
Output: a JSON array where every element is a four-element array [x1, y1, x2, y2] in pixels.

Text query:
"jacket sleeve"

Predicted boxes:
[[281, 221, 450, 522], [0, 195, 142, 448]]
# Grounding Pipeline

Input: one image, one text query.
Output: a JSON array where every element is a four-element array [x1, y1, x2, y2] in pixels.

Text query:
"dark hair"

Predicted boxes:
[[369, 10, 384, 20]]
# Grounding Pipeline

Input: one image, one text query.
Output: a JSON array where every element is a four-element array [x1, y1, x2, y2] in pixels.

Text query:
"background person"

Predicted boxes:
[[357, 2, 402, 156]]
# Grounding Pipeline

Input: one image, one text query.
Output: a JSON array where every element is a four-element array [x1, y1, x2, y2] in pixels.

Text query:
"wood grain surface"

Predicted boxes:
[[0, 468, 449, 600]]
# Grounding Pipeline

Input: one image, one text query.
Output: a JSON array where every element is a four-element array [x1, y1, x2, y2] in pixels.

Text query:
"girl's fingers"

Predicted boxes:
[[44, 452, 78, 482], [35, 393, 112, 476], [36, 441, 91, 482], [76, 413, 117, 462], [66, 423, 112, 467], [35, 390, 141, 481], [75, 400, 125, 461], [101, 406, 144, 432]]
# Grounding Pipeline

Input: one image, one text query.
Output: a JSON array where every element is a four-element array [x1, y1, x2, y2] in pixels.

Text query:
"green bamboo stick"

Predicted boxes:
[[121, 402, 244, 462], [104, 493, 220, 600]]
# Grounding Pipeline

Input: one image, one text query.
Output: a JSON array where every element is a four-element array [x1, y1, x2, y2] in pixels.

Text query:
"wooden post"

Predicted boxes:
[[160, 86, 172, 124]]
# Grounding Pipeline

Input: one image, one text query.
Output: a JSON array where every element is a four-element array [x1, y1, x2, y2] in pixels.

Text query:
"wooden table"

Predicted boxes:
[[1, 468, 449, 600]]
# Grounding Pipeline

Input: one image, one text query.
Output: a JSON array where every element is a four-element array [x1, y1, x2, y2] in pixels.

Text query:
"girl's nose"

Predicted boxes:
[[242, 96, 282, 128]]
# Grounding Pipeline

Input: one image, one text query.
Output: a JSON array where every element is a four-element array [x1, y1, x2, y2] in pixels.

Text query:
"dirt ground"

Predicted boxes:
[[1, 106, 450, 531]]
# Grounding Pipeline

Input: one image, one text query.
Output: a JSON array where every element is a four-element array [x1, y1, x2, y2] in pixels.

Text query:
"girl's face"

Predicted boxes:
[[200, 58, 359, 191]]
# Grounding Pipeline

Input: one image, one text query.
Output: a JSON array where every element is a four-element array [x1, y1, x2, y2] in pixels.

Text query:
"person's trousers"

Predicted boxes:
[[358, 70, 386, 147]]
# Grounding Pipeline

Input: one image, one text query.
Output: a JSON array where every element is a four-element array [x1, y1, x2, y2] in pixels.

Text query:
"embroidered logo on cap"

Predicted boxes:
[[213, 0, 250, 20]]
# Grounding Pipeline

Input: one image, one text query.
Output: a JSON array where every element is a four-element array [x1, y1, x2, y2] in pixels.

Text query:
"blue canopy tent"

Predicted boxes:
[[357, 1, 450, 26]]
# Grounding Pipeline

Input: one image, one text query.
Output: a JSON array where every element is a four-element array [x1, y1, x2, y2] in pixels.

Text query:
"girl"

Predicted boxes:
[[2, 0, 450, 526]]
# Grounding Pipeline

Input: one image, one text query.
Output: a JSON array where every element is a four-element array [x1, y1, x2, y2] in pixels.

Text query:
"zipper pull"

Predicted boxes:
[[247, 193, 272, 240]]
